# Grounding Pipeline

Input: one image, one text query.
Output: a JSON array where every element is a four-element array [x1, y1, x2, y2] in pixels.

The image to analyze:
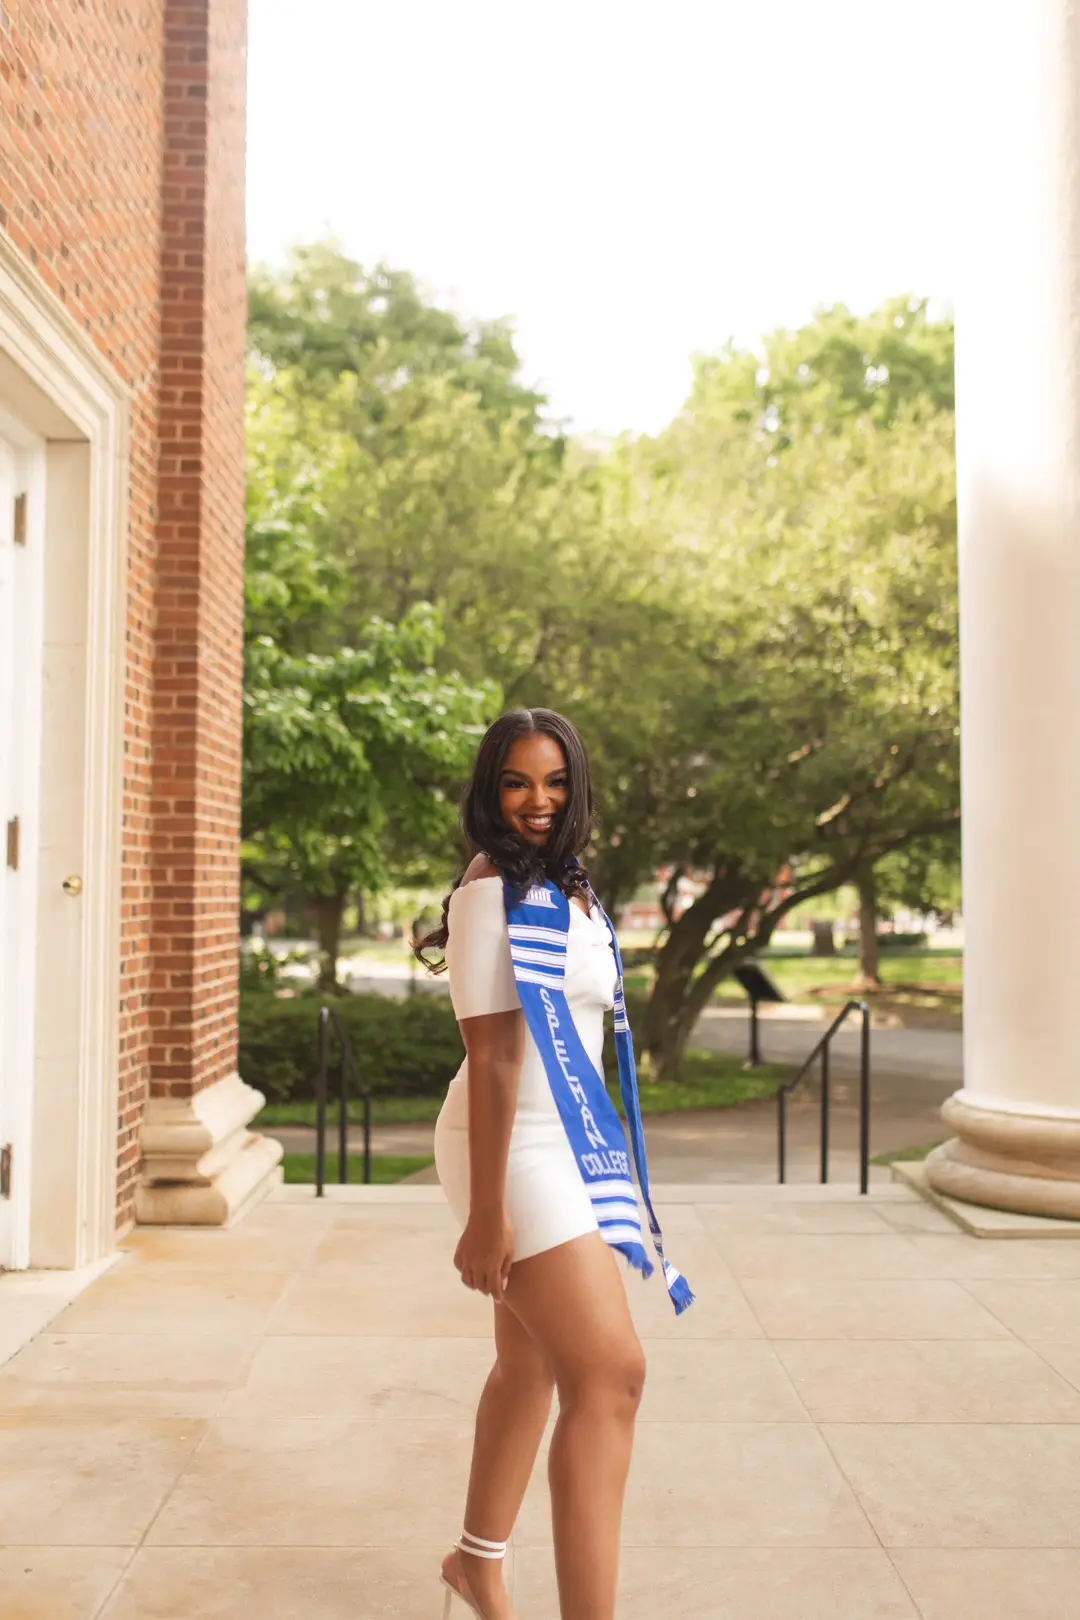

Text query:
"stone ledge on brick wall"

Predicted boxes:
[[134, 1073, 284, 1227]]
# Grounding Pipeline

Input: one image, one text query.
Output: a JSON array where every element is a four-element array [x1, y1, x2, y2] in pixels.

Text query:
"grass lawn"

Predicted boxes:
[[256, 1049, 794, 1133], [758, 951, 963, 1029], [629, 1049, 791, 1114], [338, 936, 419, 967], [623, 948, 963, 1028], [871, 1142, 943, 1167], [261, 1095, 445, 1127], [281, 1152, 434, 1185], [758, 948, 963, 997], [627, 948, 962, 994]]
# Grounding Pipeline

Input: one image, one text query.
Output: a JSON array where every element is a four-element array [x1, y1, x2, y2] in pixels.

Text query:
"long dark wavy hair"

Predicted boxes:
[[414, 708, 596, 971]]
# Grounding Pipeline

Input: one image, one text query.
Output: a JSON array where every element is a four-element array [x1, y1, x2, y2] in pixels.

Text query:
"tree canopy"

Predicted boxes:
[[243, 247, 959, 1063], [249, 240, 550, 435]]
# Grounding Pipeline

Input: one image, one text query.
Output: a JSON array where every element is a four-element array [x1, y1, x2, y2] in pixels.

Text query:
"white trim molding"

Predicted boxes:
[[0, 232, 130, 1268]]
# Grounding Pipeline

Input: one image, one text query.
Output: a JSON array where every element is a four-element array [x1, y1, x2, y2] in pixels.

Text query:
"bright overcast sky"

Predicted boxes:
[[247, 0, 966, 437]]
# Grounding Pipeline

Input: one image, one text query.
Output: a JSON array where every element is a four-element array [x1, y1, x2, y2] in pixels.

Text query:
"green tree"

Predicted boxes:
[[689, 296, 954, 441], [243, 597, 496, 987], [243, 246, 575, 963], [536, 347, 960, 1076]]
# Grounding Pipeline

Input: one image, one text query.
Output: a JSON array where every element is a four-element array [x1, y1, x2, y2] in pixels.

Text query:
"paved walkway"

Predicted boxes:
[[696, 1006, 963, 1086], [3, 1180, 1080, 1618]]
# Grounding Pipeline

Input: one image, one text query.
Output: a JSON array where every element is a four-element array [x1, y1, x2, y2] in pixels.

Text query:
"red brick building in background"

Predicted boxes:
[[0, 0, 279, 1272]]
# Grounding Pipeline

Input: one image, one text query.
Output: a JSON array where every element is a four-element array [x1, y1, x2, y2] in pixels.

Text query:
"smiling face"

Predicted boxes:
[[498, 732, 570, 848]]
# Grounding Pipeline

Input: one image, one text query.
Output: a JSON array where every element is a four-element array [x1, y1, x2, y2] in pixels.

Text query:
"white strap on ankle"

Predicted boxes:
[[457, 1529, 507, 1561]]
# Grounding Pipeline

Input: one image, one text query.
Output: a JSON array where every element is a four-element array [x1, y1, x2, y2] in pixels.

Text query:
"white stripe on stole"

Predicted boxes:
[[597, 1222, 646, 1245], [510, 946, 564, 965], [590, 1186, 638, 1206], [587, 1177, 636, 1201], [513, 967, 565, 987], [507, 924, 567, 947], [509, 946, 568, 967], [590, 1192, 639, 1212]]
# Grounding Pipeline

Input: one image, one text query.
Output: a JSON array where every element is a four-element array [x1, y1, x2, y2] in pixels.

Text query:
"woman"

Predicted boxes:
[[418, 708, 691, 1620]]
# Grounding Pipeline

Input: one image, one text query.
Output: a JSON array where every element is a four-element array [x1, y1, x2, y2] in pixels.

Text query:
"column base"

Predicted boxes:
[[134, 1072, 284, 1227], [925, 1092, 1080, 1221]]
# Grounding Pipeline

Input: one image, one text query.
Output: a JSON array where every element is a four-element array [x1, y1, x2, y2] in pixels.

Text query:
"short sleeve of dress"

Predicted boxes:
[[446, 879, 521, 1020]]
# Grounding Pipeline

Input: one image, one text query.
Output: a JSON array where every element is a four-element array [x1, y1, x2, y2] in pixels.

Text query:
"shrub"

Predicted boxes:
[[240, 987, 655, 1105], [239, 989, 464, 1104]]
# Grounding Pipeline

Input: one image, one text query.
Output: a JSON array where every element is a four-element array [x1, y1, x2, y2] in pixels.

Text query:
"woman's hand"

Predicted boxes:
[[454, 1205, 516, 1302]]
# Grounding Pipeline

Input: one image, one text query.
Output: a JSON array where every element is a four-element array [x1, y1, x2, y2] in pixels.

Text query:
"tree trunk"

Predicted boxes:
[[642, 862, 863, 1080], [315, 888, 348, 990], [810, 919, 836, 956], [599, 882, 622, 924], [643, 871, 744, 1082], [641, 978, 701, 1085], [355, 890, 367, 939], [855, 865, 883, 990]]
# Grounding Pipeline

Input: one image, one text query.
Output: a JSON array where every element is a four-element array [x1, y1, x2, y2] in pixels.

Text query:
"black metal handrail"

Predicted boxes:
[[315, 1005, 373, 1194], [777, 999, 872, 1194]]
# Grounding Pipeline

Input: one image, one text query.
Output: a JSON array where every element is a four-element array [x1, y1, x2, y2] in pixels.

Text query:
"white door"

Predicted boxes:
[[0, 427, 46, 1270]]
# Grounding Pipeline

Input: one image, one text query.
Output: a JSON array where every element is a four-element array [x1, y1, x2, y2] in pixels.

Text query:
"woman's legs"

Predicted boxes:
[[505, 1234, 646, 1620], [446, 1300, 555, 1617]]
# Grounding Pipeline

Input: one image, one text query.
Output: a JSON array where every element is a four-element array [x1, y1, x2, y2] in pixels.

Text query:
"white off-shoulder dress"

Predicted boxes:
[[433, 876, 619, 1260]]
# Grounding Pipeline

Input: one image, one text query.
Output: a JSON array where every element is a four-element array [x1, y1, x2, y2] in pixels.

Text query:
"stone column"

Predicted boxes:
[[136, 0, 281, 1224], [926, 0, 1080, 1217]]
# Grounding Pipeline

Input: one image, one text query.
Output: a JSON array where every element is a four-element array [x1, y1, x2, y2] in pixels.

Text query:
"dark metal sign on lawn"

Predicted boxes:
[[732, 962, 786, 1068]]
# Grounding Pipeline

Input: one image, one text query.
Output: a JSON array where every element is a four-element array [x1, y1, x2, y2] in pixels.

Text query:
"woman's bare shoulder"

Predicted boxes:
[[448, 858, 507, 941], [459, 854, 501, 888]]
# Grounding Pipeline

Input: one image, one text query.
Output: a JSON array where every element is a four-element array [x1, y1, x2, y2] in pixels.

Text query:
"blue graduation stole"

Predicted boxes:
[[504, 879, 694, 1315]]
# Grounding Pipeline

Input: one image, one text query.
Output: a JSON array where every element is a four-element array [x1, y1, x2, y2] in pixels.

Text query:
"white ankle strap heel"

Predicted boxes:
[[440, 1530, 507, 1617], [457, 1530, 507, 1562]]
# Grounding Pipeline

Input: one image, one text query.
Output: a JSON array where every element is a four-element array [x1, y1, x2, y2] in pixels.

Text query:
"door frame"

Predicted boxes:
[[0, 235, 130, 1269], [0, 423, 46, 1271]]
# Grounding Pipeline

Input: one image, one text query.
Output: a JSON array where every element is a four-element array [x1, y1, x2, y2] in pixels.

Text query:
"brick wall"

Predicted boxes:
[[0, 0, 249, 1228], [151, 0, 248, 1101]]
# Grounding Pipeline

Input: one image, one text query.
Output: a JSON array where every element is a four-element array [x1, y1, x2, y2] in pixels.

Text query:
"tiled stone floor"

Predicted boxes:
[[3, 1180, 1080, 1619]]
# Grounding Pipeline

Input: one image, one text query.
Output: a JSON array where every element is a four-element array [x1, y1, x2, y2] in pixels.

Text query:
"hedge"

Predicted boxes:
[[238, 990, 465, 1104], [239, 988, 650, 1104]]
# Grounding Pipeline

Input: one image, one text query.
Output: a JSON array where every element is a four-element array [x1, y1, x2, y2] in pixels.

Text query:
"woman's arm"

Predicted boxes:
[[454, 1007, 525, 1301]]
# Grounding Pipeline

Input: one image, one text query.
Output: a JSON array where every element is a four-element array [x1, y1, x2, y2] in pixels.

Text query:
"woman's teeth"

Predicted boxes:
[[523, 815, 553, 829]]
